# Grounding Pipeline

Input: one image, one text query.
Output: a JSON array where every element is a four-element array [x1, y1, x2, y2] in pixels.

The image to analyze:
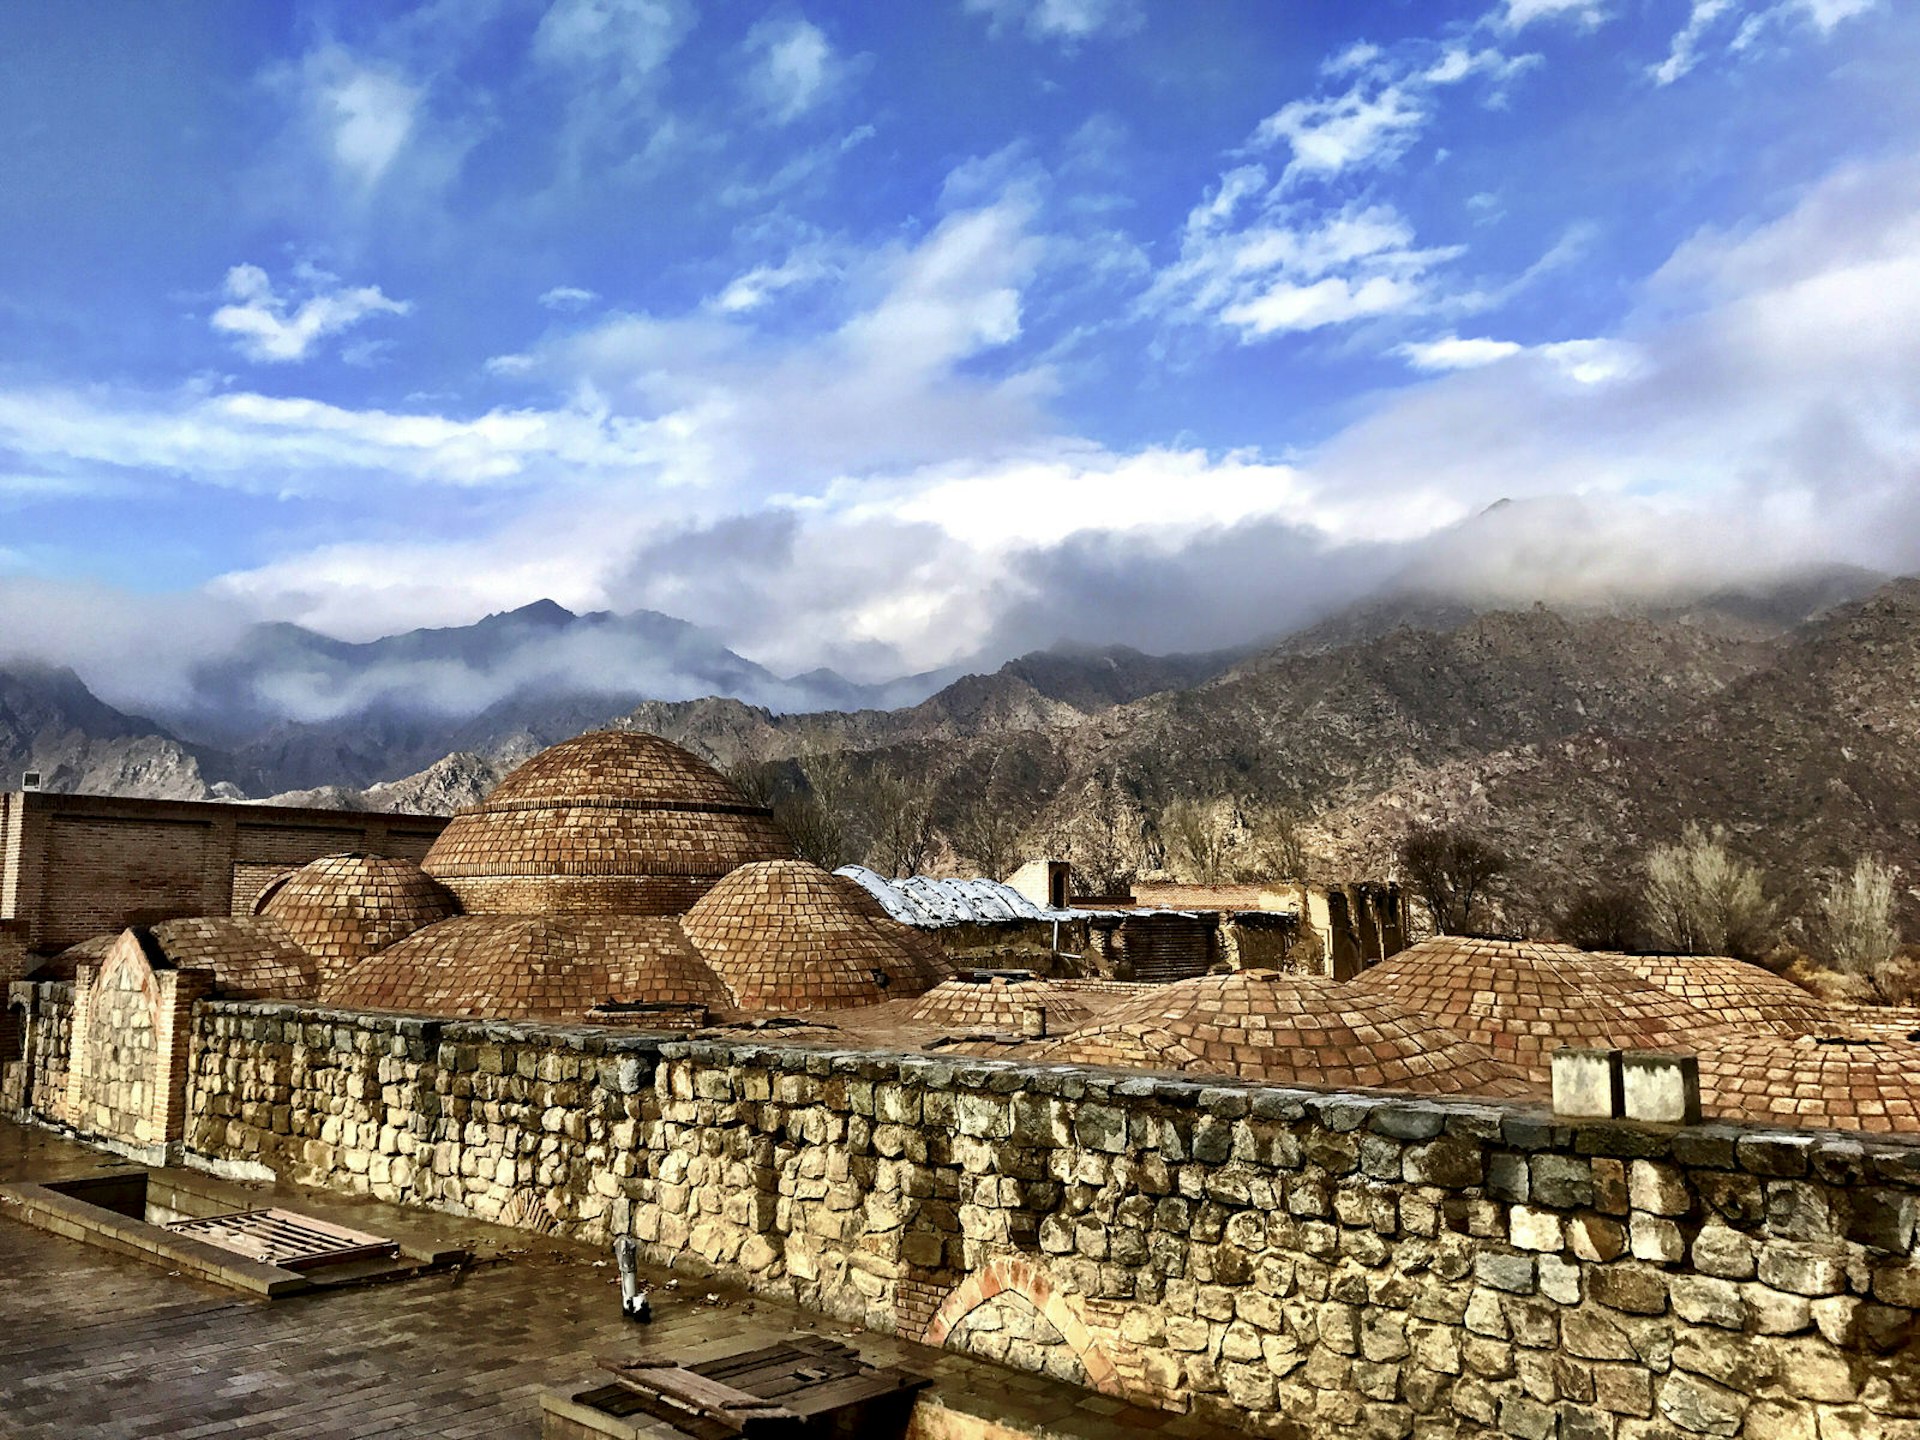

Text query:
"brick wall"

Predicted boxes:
[[0, 792, 446, 955], [181, 1003, 1920, 1438]]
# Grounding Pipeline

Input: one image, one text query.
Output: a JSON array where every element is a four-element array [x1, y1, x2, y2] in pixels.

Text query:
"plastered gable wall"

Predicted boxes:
[[178, 1002, 1920, 1439]]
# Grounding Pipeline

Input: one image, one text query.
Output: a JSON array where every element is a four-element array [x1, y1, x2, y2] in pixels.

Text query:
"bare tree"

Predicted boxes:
[[1070, 771, 1140, 897], [948, 789, 1025, 881], [1160, 798, 1234, 883], [866, 768, 938, 878], [1238, 801, 1308, 882], [1642, 824, 1776, 959], [1812, 856, 1902, 977], [1396, 823, 1507, 935], [1555, 884, 1647, 952]]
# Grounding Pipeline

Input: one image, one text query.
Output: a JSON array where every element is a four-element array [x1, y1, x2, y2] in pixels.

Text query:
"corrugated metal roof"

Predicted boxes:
[[836, 865, 1095, 927]]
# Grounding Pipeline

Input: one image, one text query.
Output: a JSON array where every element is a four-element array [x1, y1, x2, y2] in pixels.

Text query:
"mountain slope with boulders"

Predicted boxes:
[[7, 569, 1917, 938]]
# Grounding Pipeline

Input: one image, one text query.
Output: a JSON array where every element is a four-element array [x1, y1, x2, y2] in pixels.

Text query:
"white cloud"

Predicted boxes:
[[532, 0, 696, 177], [210, 264, 411, 364], [1655, 0, 1877, 84], [1251, 42, 1534, 186], [18, 144, 1920, 690], [1499, 0, 1609, 28], [740, 16, 850, 123], [963, 0, 1143, 44], [1652, 0, 1737, 84], [533, 0, 692, 73], [539, 286, 600, 311], [1153, 189, 1464, 339], [711, 252, 835, 313], [0, 384, 662, 492], [1396, 335, 1525, 371]]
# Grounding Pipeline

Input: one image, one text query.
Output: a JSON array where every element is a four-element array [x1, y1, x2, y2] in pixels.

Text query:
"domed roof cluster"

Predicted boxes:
[[48, 727, 1920, 1135], [1032, 971, 1531, 1097], [422, 731, 794, 917], [74, 732, 944, 1022], [1349, 937, 1725, 1082]]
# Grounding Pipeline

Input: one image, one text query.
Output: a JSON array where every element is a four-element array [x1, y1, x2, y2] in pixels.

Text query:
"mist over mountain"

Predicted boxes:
[[2, 563, 1904, 946]]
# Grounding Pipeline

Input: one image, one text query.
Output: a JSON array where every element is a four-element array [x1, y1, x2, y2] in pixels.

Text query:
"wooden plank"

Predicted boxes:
[[603, 1363, 800, 1423], [775, 1368, 931, 1419]]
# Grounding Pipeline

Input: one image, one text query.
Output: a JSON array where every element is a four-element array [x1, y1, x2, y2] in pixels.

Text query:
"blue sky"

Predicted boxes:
[[1, 0, 1917, 696]]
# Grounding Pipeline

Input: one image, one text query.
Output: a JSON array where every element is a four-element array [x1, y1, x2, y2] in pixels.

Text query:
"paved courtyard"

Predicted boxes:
[[0, 1121, 1221, 1439]]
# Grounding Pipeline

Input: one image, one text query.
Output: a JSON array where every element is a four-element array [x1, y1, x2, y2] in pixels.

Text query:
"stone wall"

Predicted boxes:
[[186, 1002, 662, 1231], [174, 1000, 1920, 1438], [2, 979, 71, 1121], [64, 937, 209, 1151]]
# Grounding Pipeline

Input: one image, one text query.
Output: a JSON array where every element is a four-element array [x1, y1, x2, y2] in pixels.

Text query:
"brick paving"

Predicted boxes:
[[0, 1121, 1226, 1439]]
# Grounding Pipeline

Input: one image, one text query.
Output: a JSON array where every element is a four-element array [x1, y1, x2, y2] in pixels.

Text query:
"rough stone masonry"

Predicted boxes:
[[131, 999, 1920, 1439]]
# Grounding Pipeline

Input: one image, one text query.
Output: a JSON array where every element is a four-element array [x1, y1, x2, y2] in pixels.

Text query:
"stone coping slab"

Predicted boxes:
[[0, 1161, 469, 1296]]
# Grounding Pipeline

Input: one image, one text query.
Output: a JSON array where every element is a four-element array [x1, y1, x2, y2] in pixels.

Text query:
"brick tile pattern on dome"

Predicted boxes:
[[683, 861, 951, 1012], [147, 917, 317, 1000], [1602, 951, 1838, 1034], [906, 976, 1100, 1032], [320, 914, 728, 1020], [423, 731, 793, 916], [257, 853, 457, 984], [1696, 1031, 1920, 1132], [1350, 936, 1729, 1082], [1032, 970, 1533, 1097]]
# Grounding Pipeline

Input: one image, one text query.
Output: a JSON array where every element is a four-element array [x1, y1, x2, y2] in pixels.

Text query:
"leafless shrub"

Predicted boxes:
[[1811, 856, 1903, 977], [1642, 824, 1775, 960]]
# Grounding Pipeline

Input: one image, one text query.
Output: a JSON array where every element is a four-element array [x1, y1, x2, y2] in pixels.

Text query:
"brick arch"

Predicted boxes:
[[921, 1257, 1122, 1397]]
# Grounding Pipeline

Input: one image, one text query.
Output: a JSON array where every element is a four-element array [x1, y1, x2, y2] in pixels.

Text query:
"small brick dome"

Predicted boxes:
[[1032, 970, 1530, 1096], [257, 854, 458, 983], [1603, 952, 1837, 1035], [1351, 937, 1726, 1082], [683, 860, 951, 1011], [147, 917, 319, 1000], [320, 915, 728, 1020], [906, 976, 1099, 1033], [423, 731, 794, 916]]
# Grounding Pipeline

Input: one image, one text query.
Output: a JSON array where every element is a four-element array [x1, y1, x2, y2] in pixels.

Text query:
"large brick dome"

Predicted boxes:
[[1033, 970, 1531, 1096], [422, 731, 794, 916], [1351, 937, 1727, 1082]]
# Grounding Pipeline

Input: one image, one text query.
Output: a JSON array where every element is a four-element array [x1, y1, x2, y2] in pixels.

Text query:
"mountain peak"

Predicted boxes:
[[489, 599, 577, 627]]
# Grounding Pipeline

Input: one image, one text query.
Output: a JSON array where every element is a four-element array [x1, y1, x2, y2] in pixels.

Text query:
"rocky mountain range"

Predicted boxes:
[[3, 568, 1913, 930]]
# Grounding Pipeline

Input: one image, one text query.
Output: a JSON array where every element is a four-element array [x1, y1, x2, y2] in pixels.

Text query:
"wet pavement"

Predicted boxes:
[[0, 1121, 1224, 1438]]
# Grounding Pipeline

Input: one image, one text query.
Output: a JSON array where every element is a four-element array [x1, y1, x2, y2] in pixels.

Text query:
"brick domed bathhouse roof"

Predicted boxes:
[[682, 860, 951, 1011], [422, 731, 794, 917], [145, 918, 318, 1000], [319, 915, 728, 1020], [1350, 936, 1726, 1083], [1029, 970, 1532, 1096], [1695, 1031, 1920, 1133], [1602, 952, 1838, 1035], [256, 853, 458, 984], [905, 976, 1101, 1033]]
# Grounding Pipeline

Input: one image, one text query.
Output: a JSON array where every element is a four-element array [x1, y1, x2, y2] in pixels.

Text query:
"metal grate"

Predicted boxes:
[[164, 1207, 399, 1270], [591, 1337, 929, 1437]]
